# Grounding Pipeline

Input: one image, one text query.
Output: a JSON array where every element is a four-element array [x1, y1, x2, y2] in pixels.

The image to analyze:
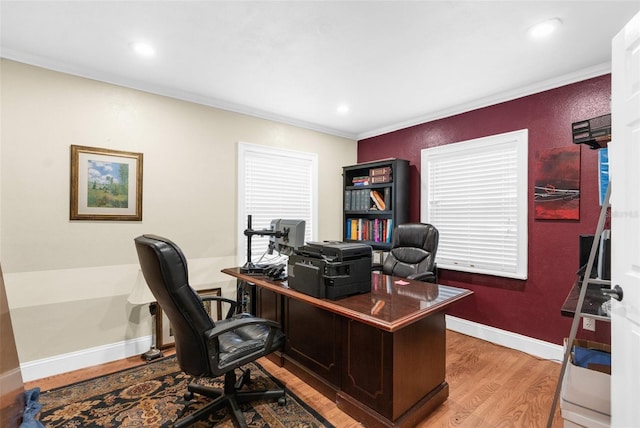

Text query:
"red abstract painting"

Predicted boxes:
[[534, 145, 581, 220]]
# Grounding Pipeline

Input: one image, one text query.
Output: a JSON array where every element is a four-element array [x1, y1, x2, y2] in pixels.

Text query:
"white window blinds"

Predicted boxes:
[[421, 129, 528, 279], [237, 142, 317, 265]]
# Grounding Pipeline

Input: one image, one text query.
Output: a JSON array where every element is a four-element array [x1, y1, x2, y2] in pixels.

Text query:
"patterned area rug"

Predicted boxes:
[[37, 356, 333, 427]]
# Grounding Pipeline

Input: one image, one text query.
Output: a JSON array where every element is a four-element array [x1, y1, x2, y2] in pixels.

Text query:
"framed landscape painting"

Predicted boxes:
[[70, 145, 143, 221], [534, 145, 580, 220]]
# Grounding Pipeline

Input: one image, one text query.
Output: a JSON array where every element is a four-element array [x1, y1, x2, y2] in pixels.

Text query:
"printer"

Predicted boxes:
[[287, 241, 372, 300]]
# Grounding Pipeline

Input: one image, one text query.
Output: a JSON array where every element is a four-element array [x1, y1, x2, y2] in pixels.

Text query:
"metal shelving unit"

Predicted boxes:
[[547, 184, 613, 427]]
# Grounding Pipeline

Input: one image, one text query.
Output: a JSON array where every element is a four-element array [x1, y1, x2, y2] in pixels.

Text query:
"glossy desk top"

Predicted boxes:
[[561, 281, 611, 322], [222, 267, 473, 332]]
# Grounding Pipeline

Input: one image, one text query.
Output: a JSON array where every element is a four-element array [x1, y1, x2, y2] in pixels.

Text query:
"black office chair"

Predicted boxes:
[[382, 223, 439, 283], [134, 234, 286, 428]]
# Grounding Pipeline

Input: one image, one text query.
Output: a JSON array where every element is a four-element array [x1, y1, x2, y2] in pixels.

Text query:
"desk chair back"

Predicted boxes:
[[134, 234, 215, 376], [383, 223, 439, 282]]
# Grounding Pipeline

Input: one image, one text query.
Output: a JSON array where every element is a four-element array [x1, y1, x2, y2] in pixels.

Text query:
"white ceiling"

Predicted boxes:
[[1, 1, 639, 140]]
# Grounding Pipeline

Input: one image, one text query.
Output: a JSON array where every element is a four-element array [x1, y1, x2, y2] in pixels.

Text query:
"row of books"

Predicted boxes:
[[345, 188, 391, 211], [346, 218, 393, 243], [350, 166, 394, 186]]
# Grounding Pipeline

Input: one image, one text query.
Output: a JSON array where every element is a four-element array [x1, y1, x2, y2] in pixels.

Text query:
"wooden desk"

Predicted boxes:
[[222, 268, 472, 428]]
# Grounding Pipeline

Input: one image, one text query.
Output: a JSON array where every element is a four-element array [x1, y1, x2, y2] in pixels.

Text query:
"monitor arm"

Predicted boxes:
[[241, 215, 287, 273]]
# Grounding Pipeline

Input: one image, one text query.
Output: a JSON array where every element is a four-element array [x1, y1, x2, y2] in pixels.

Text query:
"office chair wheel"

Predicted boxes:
[[183, 391, 193, 400], [278, 396, 286, 406]]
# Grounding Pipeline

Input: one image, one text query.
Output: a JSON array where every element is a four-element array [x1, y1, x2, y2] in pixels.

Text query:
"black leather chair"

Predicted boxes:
[[134, 234, 286, 428], [382, 223, 439, 283]]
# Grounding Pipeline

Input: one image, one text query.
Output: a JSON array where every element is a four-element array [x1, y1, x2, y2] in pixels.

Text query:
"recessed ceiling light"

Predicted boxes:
[[337, 104, 350, 115], [529, 18, 562, 39], [130, 41, 156, 58]]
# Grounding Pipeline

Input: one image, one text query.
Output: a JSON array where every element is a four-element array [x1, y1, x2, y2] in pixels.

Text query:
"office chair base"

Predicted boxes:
[[175, 371, 286, 428]]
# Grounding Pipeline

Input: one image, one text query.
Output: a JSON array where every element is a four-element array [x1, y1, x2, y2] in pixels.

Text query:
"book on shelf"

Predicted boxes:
[[352, 176, 370, 186], [370, 190, 386, 210], [344, 190, 351, 211], [383, 187, 391, 210], [358, 189, 368, 210], [366, 189, 375, 210], [344, 189, 356, 211], [373, 218, 379, 242], [370, 174, 391, 184], [369, 166, 392, 177]]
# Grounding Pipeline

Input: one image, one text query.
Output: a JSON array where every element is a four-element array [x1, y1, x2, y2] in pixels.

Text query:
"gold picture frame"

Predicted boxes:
[[156, 288, 222, 350], [70, 145, 143, 221]]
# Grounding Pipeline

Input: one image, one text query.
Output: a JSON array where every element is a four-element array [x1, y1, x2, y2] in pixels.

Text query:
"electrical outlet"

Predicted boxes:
[[583, 317, 596, 331]]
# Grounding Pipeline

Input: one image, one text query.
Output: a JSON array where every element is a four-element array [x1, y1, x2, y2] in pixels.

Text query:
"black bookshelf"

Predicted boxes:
[[342, 158, 409, 250]]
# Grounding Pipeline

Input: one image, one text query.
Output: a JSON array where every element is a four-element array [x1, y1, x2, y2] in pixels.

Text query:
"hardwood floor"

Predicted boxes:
[[26, 330, 564, 427]]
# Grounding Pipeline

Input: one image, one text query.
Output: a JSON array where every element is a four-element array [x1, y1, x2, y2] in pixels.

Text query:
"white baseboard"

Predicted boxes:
[[21, 318, 563, 383], [21, 336, 152, 383], [446, 315, 563, 362]]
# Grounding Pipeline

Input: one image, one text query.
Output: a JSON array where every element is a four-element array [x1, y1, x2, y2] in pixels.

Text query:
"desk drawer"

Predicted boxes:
[[284, 297, 341, 386]]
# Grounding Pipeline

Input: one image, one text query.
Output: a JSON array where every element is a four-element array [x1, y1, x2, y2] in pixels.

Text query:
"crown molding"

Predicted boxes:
[[0, 50, 358, 141], [357, 62, 612, 141], [1, 50, 610, 142]]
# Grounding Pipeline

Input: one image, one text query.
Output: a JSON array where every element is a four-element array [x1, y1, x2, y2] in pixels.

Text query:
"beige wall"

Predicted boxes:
[[0, 59, 356, 368]]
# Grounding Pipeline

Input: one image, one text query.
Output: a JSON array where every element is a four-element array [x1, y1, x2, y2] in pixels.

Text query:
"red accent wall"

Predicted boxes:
[[358, 75, 611, 345]]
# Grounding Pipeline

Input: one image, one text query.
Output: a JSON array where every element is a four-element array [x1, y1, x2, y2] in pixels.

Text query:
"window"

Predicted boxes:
[[421, 129, 528, 279], [237, 142, 317, 265]]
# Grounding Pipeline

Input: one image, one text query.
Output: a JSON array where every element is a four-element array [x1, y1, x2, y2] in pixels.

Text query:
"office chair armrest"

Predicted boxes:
[[204, 316, 281, 341], [200, 295, 238, 319], [204, 316, 283, 372], [204, 316, 282, 363], [407, 271, 436, 283]]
